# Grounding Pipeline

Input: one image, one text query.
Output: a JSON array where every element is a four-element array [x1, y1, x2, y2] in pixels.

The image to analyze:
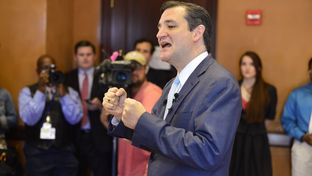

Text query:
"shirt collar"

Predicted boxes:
[[176, 51, 208, 87], [78, 67, 94, 76]]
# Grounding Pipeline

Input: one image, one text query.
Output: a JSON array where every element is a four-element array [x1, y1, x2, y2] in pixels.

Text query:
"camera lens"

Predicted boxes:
[[115, 71, 129, 83], [49, 71, 64, 85]]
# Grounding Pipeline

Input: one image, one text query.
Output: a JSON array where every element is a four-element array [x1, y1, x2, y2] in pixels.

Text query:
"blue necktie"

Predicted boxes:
[[163, 77, 180, 119]]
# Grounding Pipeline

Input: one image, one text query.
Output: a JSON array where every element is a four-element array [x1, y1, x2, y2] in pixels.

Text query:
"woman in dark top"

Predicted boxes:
[[230, 51, 277, 176]]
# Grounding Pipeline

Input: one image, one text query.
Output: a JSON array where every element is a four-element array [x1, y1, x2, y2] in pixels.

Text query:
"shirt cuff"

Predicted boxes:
[[111, 117, 120, 126]]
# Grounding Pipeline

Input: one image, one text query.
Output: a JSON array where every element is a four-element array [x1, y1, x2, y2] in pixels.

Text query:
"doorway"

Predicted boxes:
[[101, 0, 217, 58]]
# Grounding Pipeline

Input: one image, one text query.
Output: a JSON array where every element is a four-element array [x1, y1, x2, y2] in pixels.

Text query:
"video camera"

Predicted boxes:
[[97, 59, 136, 88], [48, 64, 65, 85]]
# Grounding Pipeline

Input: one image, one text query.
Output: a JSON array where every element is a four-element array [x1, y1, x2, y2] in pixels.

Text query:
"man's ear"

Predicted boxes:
[[192, 24, 205, 42]]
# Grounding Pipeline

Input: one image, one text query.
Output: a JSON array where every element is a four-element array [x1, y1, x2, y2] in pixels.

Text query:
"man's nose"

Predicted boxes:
[[156, 27, 166, 40]]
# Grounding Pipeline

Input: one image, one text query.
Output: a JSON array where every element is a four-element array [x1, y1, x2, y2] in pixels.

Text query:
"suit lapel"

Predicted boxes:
[[90, 71, 97, 98], [165, 56, 214, 123], [72, 69, 81, 96], [157, 81, 172, 119]]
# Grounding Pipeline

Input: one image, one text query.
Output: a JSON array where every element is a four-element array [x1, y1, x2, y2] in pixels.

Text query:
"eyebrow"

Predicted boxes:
[[158, 19, 177, 28]]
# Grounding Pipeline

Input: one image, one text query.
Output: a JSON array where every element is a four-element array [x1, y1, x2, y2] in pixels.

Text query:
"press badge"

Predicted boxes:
[[40, 115, 56, 140]]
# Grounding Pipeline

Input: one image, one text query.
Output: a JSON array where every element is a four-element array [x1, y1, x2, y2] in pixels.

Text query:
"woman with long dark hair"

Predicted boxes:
[[230, 51, 277, 176]]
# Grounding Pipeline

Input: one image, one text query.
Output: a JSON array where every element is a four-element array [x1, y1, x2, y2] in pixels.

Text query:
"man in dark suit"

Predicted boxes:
[[65, 40, 112, 176], [103, 1, 241, 176]]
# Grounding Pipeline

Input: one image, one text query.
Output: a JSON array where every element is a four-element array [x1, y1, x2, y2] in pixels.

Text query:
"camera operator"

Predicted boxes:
[[65, 40, 112, 176], [101, 51, 162, 176], [18, 54, 82, 176]]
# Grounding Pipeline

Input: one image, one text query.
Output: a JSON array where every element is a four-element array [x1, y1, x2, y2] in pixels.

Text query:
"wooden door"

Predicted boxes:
[[101, 0, 217, 58]]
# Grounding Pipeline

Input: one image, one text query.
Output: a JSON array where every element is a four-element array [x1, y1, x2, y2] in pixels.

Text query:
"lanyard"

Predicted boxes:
[[45, 87, 57, 123]]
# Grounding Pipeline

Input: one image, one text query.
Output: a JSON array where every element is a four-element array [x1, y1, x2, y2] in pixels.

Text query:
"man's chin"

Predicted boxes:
[[132, 80, 144, 87], [159, 55, 171, 63], [80, 65, 93, 69]]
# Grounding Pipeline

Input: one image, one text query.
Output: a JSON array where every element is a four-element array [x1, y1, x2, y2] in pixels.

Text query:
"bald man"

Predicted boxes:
[[19, 55, 82, 176]]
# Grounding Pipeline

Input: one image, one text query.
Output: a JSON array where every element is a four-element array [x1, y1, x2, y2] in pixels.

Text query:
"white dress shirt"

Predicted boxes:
[[163, 51, 208, 119]]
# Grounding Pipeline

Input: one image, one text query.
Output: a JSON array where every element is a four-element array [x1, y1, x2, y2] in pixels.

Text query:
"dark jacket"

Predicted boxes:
[[65, 69, 112, 153], [109, 56, 242, 176]]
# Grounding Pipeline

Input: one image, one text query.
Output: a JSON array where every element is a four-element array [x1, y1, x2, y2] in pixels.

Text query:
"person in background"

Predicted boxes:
[[18, 55, 82, 176], [0, 88, 18, 176], [103, 1, 241, 175], [101, 51, 162, 176], [281, 58, 312, 176], [134, 38, 176, 88], [230, 51, 277, 176], [65, 40, 112, 176], [0, 87, 17, 137]]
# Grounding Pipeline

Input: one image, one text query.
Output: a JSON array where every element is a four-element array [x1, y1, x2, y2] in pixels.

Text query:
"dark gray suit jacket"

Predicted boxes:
[[109, 56, 241, 176], [65, 69, 112, 153]]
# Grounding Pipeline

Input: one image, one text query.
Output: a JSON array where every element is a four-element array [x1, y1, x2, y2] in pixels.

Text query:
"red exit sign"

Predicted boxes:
[[245, 10, 262, 26]]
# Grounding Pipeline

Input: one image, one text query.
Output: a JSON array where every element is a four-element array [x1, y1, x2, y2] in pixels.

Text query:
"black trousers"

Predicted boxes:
[[24, 144, 78, 176], [78, 131, 112, 176]]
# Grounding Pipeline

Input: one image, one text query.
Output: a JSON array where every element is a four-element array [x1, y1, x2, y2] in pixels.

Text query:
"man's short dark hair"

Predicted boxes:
[[308, 57, 312, 71], [133, 38, 155, 54], [74, 40, 96, 54], [160, 1, 212, 52]]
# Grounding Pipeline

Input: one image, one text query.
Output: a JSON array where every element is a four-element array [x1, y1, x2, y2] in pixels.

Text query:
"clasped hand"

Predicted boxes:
[[102, 87, 146, 129]]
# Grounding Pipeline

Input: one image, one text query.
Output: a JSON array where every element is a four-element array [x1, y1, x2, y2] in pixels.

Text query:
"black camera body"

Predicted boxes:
[[97, 60, 134, 88], [48, 64, 65, 85]]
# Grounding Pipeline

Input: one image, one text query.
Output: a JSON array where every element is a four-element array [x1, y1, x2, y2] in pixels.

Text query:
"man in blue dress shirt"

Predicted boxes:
[[18, 55, 82, 176], [281, 58, 312, 176]]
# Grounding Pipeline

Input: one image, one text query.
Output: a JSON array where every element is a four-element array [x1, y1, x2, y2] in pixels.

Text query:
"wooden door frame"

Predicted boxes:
[[100, 0, 217, 58]]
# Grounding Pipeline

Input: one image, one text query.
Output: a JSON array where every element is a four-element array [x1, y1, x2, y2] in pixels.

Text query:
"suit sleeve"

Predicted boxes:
[[131, 78, 241, 171], [108, 83, 168, 140], [108, 121, 134, 139]]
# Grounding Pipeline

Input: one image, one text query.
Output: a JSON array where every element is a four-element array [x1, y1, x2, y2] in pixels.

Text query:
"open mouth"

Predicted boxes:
[[160, 41, 172, 48]]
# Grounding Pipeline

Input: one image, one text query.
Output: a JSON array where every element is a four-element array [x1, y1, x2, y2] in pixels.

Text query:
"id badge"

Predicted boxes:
[[40, 122, 56, 140]]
